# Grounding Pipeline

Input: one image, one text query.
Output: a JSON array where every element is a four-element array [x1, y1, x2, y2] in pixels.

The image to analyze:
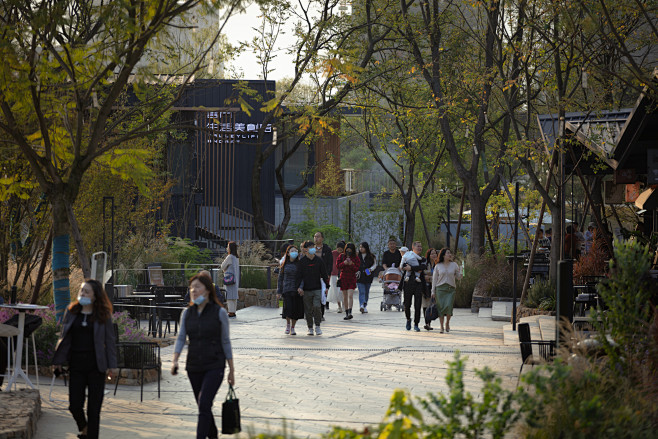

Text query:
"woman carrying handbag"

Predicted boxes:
[[221, 241, 240, 318], [173, 274, 235, 439]]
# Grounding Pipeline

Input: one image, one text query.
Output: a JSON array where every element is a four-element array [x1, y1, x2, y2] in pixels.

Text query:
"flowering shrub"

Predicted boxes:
[[112, 311, 150, 342]]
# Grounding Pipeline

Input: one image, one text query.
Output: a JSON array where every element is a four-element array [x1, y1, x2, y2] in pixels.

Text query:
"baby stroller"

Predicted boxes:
[[380, 267, 403, 311]]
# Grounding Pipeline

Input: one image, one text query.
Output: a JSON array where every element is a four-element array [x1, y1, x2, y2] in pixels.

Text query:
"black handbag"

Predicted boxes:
[[425, 298, 439, 322], [222, 384, 241, 434]]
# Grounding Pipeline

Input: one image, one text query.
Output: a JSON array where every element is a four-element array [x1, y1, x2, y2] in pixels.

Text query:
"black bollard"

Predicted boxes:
[[10, 285, 17, 304], [557, 259, 574, 345]]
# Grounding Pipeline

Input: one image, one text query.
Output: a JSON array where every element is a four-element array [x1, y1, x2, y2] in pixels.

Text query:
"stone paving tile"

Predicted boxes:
[[32, 285, 519, 438]]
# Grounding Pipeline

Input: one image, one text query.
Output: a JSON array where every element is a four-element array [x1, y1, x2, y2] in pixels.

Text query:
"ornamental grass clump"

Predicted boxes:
[[517, 240, 658, 437]]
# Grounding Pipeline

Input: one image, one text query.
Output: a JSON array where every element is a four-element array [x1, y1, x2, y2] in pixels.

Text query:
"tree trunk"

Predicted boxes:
[[402, 192, 415, 246], [67, 203, 90, 277], [51, 197, 71, 321], [469, 193, 487, 255], [251, 149, 269, 241], [30, 228, 53, 304], [548, 204, 563, 284]]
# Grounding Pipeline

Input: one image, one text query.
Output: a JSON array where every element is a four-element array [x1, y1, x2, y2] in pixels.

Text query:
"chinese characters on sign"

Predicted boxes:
[[205, 111, 272, 143]]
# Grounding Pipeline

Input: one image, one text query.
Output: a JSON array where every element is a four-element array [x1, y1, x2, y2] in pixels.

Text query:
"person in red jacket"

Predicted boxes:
[[337, 242, 361, 320]]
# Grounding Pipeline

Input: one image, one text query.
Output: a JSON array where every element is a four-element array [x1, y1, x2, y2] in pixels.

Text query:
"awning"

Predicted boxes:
[[635, 187, 658, 210]]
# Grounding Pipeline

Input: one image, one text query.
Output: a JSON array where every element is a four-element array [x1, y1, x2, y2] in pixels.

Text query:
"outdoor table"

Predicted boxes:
[[0, 303, 48, 391], [573, 285, 599, 317], [113, 302, 186, 338]]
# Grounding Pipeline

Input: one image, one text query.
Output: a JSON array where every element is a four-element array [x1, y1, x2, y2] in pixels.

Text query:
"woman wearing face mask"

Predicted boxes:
[[277, 245, 304, 335], [52, 279, 117, 439], [173, 274, 235, 439], [337, 242, 361, 320], [356, 242, 377, 313]]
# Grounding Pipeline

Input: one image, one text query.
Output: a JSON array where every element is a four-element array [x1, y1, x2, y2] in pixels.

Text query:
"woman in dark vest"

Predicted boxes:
[[173, 274, 235, 439], [52, 279, 117, 439], [277, 244, 304, 335]]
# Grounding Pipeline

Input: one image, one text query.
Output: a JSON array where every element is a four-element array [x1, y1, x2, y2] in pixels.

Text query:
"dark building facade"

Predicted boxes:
[[167, 79, 276, 246]]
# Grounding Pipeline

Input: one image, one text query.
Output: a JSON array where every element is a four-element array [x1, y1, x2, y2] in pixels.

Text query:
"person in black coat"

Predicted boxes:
[[402, 241, 427, 332], [52, 279, 117, 439], [357, 241, 377, 313], [277, 245, 304, 335], [313, 231, 334, 314]]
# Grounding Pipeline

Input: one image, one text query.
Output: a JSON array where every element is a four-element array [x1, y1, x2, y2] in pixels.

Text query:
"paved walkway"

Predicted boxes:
[[33, 285, 519, 438]]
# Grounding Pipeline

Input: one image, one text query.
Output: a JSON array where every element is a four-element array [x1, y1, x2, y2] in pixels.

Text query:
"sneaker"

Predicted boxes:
[[363, 306, 368, 313], [360, 306, 364, 313], [307, 327, 314, 336], [406, 320, 411, 331], [315, 326, 322, 335], [337, 307, 342, 313], [414, 325, 420, 332], [347, 313, 353, 320], [290, 327, 296, 335], [344, 314, 351, 320], [322, 316, 325, 321], [285, 324, 290, 335]]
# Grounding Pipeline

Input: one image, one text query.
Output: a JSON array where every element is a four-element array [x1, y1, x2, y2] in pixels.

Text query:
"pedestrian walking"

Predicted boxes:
[[381, 238, 402, 271], [277, 245, 304, 335], [357, 242, 377, 313], [328, 241, 345, 312], [296, 240, 330, 335], [422, 248, 438, 331], [431, 248, 462, 334], [221, 241, 240, 317], [52, 279, 117, 439], [402, 241, 426, 332], [172, 274, 235, 439], [313, 231, 334, 318], [337, 242, 361, 320]]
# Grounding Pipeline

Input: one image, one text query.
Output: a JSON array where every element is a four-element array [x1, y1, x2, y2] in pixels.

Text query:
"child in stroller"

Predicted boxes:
[[380, 266, 403, 311]]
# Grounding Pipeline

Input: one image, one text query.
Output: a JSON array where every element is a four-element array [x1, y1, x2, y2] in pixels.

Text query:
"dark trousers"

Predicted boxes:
[[68, 369, 106, 439], [188, 368, 225, 439], [403, 287, 422, 325], [303, 289, 322, 328]]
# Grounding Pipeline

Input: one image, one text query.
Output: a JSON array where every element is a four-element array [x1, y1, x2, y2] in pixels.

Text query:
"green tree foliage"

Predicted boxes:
[[237, 0, 393, 241], [0, 0, 248, 317]]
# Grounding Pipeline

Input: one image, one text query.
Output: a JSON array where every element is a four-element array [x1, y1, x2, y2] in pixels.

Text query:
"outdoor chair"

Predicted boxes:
[[157, 302, 185, 336], [0, 323, 20, 390], [517, 322, 555, 386], [114, 341, 161, 402], [3, 314, 43, 388]]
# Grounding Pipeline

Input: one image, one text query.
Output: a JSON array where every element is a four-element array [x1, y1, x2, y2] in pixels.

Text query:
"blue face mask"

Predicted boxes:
[[308, 247, 317, 255], [193, 295, 206, 306], [290, 251, 299, 259], [78, 296, 93, 306]]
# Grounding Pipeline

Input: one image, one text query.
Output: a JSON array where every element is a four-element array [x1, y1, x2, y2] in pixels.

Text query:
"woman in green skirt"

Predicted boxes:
[[431, 248, 462, 333]]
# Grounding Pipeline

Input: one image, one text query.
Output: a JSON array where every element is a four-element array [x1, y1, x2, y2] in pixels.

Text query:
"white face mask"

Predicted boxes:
[[78, 296, 93, 306]]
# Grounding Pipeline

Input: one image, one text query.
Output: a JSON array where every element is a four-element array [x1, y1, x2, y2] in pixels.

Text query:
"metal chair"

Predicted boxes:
[[3, 314, 43, 388], [0, 323, 20, 390], [517, 322, 555, 386], [114, 341, 161, 402]]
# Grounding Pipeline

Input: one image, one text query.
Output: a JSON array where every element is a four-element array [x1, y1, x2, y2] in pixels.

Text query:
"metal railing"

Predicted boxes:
[[113, 264, 276, 290]]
